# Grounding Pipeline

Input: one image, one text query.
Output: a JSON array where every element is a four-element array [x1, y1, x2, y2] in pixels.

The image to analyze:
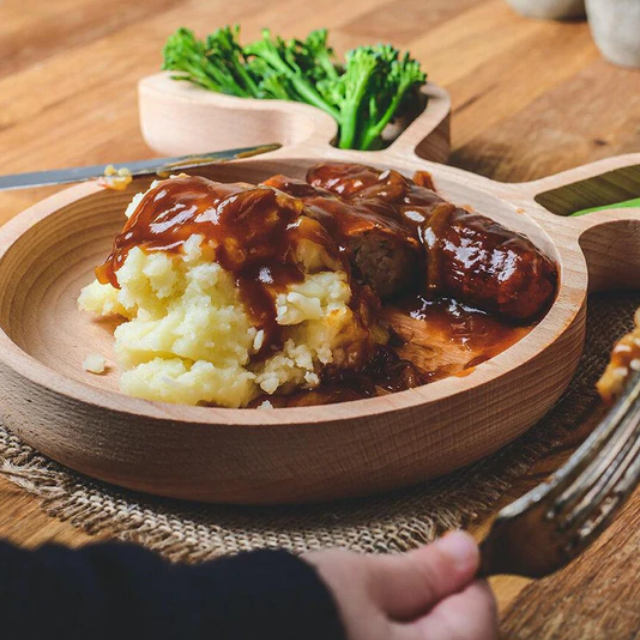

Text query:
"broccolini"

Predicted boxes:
[[162, 26, 427, 151]]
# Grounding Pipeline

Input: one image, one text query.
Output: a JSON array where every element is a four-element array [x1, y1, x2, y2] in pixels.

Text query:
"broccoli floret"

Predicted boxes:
[[204, 26, 261, 98], [259, 71, 294, 101], [336, 46, 382, 149], [330, 43, 426, 149], [244, 30, 340, 120], [301, 29, 340, 84], [358, 48, 427, 150], [163, 26, 259, 97]]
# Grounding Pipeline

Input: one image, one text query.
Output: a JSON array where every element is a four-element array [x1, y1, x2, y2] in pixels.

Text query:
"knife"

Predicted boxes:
[[0, 143, 281, 191]]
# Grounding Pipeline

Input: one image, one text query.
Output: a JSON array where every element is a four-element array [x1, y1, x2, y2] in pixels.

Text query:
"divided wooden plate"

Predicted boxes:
[[138, 72, 452, 164], [1, 84, 640, 504]]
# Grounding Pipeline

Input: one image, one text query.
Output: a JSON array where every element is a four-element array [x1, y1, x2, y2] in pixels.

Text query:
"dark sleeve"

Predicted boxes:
[[0, 540, 346, 640]]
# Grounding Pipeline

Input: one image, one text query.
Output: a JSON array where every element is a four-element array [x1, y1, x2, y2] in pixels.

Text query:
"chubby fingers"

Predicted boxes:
[[367, 531, 480, 621], [394, 579, 499, 640]]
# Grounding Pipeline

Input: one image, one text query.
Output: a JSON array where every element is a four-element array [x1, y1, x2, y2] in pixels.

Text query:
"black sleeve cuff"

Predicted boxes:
[[183, 548, 346, 640], [0, 541, 346, 640]]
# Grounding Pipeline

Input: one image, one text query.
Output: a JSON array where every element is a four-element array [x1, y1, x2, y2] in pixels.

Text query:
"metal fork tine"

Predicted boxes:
[[565, 430, 640, 559], [480, 370, 640, 578], [549, 376, 640, 504], [561, 405, 640, 533], [556, 387, 640, 511], [559, 373, 640, 517]]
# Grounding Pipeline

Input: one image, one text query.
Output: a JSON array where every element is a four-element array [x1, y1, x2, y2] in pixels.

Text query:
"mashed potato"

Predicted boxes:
[[79, 210, 381, 408]]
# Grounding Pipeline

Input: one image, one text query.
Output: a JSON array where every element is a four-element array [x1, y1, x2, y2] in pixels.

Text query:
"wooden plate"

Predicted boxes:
[[1, 100, 640, 504]]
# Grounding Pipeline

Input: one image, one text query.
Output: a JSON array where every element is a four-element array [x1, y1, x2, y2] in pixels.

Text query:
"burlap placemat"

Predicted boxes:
[[1, 292, 638, 560]]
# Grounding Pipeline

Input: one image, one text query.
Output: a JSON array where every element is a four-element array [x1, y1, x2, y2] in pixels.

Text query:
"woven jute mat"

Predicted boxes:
[[1, 292, 638, 561]]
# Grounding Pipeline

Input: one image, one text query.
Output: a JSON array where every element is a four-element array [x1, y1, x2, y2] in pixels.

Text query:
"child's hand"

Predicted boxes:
[[305, 531, 497, 640]]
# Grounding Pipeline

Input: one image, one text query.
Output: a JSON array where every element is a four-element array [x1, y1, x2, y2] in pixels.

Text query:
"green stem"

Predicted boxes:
[[360, 87, 406, 150], [250, 46, 340, 119], [233, 62, 261, 97], [339, 71, 374, 149], [289, 76, 340, 119]]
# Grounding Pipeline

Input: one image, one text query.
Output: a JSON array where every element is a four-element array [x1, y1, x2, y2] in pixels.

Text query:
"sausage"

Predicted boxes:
[[307, 163, 558, 321], [263, 175, 420, 298]]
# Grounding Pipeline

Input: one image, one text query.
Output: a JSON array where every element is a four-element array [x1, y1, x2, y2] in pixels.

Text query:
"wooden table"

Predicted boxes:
[[2, 0, 640, 636]]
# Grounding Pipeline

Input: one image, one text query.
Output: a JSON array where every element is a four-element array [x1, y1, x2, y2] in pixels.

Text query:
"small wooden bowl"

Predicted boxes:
[[138, 72, 452, 164], [1, 122, 640, 504]]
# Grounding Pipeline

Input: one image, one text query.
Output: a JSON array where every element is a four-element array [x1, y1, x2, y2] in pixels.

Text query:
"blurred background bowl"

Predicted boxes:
[[587, 0, 640, 68], [505, 0, 585, 20]]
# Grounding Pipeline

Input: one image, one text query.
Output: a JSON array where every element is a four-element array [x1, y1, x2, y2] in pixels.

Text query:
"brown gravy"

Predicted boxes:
[[252, 298, 531, 407], [96, 176, 347, 357], [392, 296, 532, 382]]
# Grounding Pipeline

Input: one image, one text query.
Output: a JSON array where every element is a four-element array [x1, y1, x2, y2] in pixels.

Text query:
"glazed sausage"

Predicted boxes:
[[264, 175, 420, 298], [307, 163, 558, 321]]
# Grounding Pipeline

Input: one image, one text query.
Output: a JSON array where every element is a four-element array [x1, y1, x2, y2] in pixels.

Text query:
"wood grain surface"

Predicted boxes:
[[1, 0, 640, 637]]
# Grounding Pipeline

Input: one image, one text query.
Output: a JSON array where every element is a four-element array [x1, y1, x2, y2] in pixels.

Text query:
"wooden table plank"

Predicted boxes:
[[501, 489, 640, 639], [1, 1, 639, 637], [455, 58, 640, 181]]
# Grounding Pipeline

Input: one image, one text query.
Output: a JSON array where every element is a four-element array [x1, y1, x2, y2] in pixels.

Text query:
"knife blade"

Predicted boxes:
[[0, 143, 281, 191]]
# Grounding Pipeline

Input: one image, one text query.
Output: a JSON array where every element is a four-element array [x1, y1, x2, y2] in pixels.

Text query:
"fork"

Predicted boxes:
[[480, 369, 640, 578]]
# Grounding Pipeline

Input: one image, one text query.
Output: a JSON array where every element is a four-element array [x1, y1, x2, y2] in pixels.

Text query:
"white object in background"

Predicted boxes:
[[505, 0, 585, 19], [587, 0, 640, 68], [83, 353, 106, 374]]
